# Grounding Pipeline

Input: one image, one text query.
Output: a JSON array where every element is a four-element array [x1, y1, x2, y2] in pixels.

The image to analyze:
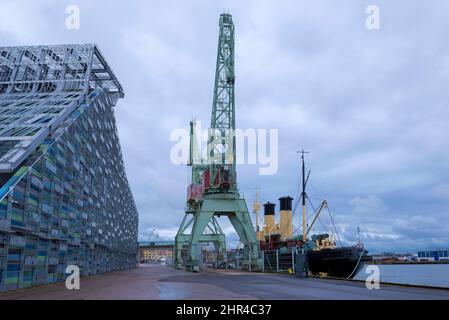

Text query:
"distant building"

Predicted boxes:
[[139, 241, 174, 264], [417, 250, 449, 262], [0, 45, 138, 292], [372, 253, 417, 263]]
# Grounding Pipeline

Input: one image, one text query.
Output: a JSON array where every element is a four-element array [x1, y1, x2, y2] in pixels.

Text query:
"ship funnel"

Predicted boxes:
[[263, 202, 276, 234], [279, 196, 293, 211], [279, 196, 293, 240], [263, 202, 276, 216]]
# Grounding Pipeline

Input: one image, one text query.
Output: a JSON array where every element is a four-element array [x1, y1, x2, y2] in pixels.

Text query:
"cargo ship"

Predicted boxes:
[[254, 151, 372, 279]]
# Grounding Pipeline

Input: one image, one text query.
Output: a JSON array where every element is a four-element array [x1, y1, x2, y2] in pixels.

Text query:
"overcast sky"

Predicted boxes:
[[1, 0, 449, 253]]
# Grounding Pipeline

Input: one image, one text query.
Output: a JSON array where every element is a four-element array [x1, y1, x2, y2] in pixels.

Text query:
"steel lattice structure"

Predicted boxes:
[[0, 44, 138, 291], [209, 13, 236, 170], [175, 14, 261, 272]]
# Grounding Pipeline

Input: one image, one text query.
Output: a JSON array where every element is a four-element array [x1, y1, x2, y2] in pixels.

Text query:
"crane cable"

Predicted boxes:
[[325, 205, 343, 247]]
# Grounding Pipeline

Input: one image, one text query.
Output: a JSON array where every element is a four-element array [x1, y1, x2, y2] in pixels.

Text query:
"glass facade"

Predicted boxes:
[[0, 45, 138, 292]]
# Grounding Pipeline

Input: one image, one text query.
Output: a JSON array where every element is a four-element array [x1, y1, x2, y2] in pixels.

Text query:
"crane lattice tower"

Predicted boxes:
[[174, 14, 261, 271]]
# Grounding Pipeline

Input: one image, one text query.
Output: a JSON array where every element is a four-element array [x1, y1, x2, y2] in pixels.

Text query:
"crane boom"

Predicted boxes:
[[207, 14, 237, 191], [306, 200, 328, 237]]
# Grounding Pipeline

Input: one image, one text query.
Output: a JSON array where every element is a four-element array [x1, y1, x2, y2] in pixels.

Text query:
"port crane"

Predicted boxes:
[[174, 14, 261, 271]]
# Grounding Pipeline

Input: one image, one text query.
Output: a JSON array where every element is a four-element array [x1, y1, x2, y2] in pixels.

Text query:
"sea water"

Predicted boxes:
[[354, 264, 449, 288]]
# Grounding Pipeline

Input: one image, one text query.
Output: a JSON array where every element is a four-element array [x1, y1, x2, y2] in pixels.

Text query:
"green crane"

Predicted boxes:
[[174, 13, 261, 271]]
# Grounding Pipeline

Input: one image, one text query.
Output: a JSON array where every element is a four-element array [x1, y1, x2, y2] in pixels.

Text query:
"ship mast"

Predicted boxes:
[[299, 149, 310, 242]]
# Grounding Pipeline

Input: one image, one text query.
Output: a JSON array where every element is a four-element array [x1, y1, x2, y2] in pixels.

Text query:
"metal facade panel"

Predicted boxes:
[[0, 45, 137, 292]]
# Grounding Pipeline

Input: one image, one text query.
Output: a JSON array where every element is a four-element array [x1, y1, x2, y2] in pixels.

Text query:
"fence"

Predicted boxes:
[[175, 248, 300, 274], [226, 250, 245, 270], [262, 249, 298, 273]]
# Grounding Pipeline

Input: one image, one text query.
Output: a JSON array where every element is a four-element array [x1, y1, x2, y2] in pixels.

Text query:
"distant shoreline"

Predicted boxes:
[[368, 261, 449, 265]]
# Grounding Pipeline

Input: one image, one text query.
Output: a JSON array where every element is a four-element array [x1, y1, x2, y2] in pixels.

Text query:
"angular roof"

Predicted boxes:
[[0, 44, 124, 173]]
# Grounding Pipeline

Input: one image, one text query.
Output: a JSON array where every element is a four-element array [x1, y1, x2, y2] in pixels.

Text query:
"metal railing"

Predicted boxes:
[[175, 248, 300, 275], [262, 249, 298, 273], [207, 249, 297, 274]]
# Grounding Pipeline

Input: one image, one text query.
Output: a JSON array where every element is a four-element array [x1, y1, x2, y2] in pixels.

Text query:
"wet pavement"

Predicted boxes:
[[0, 265, 448, 300]]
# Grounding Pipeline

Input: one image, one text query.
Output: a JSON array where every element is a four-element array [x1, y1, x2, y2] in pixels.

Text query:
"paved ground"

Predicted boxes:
[[0, 265, 449, 300]]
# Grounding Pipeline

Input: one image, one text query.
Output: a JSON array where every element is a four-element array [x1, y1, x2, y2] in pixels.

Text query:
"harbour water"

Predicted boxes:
[[354, 264, 449, 288]]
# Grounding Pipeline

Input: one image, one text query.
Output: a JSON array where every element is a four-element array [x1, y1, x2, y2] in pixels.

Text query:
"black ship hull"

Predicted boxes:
[[306, 247, 372, 279]]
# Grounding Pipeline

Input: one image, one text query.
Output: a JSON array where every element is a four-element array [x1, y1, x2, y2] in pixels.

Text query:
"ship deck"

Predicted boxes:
[[0, 265, 448, 300]]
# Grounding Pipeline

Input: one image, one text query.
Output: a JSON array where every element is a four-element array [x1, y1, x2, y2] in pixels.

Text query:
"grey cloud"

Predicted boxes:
[[1, 0, 448, 252]]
